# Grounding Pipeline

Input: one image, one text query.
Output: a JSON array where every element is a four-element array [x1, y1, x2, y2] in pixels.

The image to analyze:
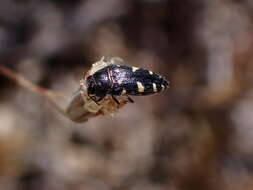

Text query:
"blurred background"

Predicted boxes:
[[1, 0, 253, 189]]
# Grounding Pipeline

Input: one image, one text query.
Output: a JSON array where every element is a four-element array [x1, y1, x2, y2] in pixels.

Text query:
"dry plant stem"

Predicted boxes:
[[0, 64, 67, 116], [66, 92, 99, 122], [0, 64, 94, 122]]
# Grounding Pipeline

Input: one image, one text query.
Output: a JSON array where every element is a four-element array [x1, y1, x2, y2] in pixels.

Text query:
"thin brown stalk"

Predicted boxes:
[[0, 64, 68, 118]]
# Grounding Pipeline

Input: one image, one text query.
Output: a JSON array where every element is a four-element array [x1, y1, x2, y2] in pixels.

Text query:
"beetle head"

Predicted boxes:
[[86, 75, 108, 98], [86, 75, 96, 95]]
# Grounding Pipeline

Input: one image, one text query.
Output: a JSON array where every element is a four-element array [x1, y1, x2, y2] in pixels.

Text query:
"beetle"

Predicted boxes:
[[83, 59, 169, 105]]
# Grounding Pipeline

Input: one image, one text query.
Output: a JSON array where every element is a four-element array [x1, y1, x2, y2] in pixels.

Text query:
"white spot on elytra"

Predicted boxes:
[[153, 83, 157, 92], [132, 67, 139, 72], [161, 85, 165, 91], [149, 71, 153, 75], [137, 81, 145, 93]]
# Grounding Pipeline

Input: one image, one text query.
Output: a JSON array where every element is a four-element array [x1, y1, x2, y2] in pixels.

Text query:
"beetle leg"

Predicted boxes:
[[88, 94, 100, 105], [96, 96, 104, 103], [111, 95, 120, 105], [125, 95, 134, 103]]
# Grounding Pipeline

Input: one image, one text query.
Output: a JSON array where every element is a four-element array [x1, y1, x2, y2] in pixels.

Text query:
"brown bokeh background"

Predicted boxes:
[[1, 0, 253, 190]]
